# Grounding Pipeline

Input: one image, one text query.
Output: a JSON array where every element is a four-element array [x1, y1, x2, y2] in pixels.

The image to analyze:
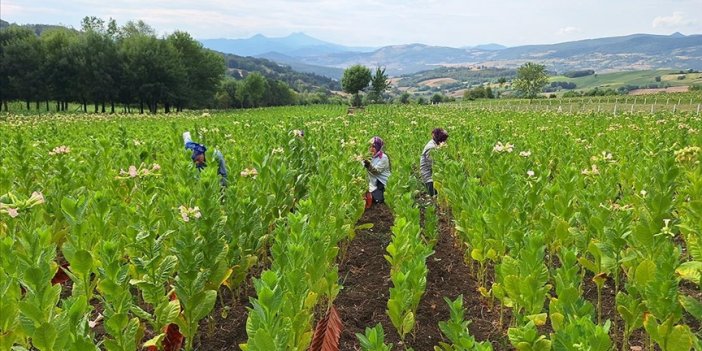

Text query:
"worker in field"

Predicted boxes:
[[363, 136, 391, 207], [420, 128, 448, 196], [182, 131, 228, 186]]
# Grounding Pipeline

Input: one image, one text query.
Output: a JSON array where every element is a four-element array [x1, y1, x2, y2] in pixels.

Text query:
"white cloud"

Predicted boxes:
[[5, 0, 702, 47], [652, 11, 696, 28], [557, 26, 582, 35]]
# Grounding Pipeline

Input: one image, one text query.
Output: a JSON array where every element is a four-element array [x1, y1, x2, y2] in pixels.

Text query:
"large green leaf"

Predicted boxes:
[[675, 261, 702, 286], [634, 259, 656, 287], [32, 322, 57, 351], [679, 295, 702, 321], [665, 324, 693, 351], [70, 250, 93, 277], [190, 290, 217, 322]]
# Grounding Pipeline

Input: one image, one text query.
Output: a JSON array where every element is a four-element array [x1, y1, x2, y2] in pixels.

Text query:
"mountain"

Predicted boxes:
[[256, 52, 345, 80], [222, 53, 340, 91], [471, 43, 507, 51], [200, 32, 375, 57], [244, 32, 702, 77]]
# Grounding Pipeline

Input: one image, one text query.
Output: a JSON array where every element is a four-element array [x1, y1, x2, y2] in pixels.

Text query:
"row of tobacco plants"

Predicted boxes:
[[2, 102, 701, 350], [0, 106, 356, 350], [432, 108, 702, 350]]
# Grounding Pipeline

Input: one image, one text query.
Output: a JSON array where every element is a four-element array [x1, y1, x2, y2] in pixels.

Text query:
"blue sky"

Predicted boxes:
[[2, 0, 701, 47]]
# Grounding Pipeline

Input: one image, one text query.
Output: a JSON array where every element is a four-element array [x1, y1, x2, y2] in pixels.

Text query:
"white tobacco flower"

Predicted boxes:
[[49, 145, 71, 155], [29, 191, 45, 206], [89, 314, 104, 329], [240, 168, 258, 177], [519, 150, 531, 157], [493, 141, 514, 153], [581, 164, 600, 176], [527, 170, 535, 178], [179, 205, 201, 222]]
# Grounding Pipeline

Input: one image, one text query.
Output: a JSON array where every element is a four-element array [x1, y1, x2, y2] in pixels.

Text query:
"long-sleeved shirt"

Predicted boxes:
[[183, 132, 228, 185], [367, 152, 391, 192], [420, 139, 437, 183]]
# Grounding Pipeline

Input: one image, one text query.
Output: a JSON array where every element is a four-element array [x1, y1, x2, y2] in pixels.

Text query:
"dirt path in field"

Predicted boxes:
[[334, 201, 510, 350], [410, 205, 509, 350], [335, 203, 398, 349], [194, 272, 258, 350]]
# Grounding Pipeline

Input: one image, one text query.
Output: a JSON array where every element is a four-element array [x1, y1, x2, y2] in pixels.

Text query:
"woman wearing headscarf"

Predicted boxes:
[[420, 128, 448, 196], [363, 136, 391, 207]]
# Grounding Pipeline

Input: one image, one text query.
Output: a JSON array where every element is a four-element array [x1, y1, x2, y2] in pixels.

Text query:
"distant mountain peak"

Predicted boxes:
[[287, 32, 312, 38], [670, 32, 685, 38], [474, 43, 507, 51]]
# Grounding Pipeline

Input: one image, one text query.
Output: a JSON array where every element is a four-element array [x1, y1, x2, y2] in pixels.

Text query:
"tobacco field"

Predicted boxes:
[[1, 104, 701, 351]]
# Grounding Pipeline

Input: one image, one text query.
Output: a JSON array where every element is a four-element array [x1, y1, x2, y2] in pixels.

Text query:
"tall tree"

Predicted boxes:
[[118, 31, 185, 113], [263, 79, 297, 107], [341, 64, 371, 107], [513, 62, 548, 99], [369, 66, 389, 103], [2, 27, 44, 110], [41, 28, 81, 111], [168, 31, 225, 111], [216, 78, 242, 108], [242, 72, 267, 108]]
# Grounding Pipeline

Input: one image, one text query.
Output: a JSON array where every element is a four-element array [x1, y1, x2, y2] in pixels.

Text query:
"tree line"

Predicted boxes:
[[1, 17, 330, 113], [0, 17, 228, 113]]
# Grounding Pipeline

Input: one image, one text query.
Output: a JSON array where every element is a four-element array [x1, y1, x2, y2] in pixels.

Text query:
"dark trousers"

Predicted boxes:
[[425, 182, 437, 196], [371, 180, 386, 203]]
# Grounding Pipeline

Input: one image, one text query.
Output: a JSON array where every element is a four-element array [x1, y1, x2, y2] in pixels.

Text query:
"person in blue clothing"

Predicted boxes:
[[183, 131, 228, 186], [363, 136, 391, 206]]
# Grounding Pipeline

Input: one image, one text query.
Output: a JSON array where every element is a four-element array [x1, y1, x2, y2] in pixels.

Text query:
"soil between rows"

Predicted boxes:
[[193, 200, 698, 351], [334, 202, 510, 350]]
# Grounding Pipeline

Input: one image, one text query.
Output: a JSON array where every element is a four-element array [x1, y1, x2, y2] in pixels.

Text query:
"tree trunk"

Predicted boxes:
[[164, 102, 170, 113], [110, 101, 115, 114], [46, 100, 49, 111], [3, 100, 7, 112], [139, 100, 144, 114], [83, 99, 87, 112], [101, 101, 106, 113], [26, 100, 30, 110], [94, 102, 98, 113]]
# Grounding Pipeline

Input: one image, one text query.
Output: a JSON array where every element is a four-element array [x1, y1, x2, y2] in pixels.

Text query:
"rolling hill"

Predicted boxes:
[[200, 32, 375, 57], [203, 32, 702, 78]]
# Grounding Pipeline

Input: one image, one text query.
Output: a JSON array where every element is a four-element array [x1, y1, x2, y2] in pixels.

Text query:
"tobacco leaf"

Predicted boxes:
[[309, 305, 342, 351]]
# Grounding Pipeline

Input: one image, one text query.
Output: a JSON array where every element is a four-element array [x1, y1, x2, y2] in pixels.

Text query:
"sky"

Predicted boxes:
[[2, 0, 701, 48]]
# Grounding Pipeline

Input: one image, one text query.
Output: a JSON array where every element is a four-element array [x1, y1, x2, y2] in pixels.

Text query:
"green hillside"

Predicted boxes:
[[549, 69, 702, 91]]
